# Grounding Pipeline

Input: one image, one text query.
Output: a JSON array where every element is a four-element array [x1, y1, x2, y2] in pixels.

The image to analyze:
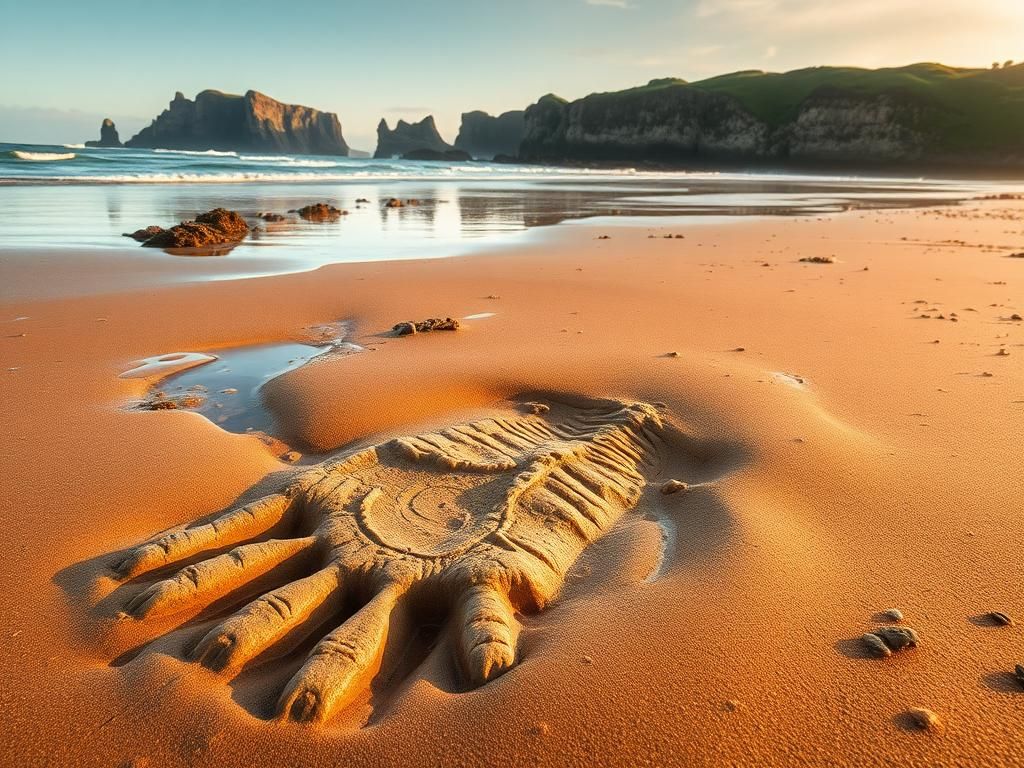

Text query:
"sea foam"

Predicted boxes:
[[10, 150, 76, 162]]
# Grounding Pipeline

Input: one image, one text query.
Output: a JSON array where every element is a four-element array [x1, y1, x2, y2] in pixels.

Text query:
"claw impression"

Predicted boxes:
[[113, 398, 669, 724]]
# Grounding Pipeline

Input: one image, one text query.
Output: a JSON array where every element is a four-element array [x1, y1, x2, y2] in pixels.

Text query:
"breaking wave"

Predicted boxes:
[[10, 150, 76, 162]]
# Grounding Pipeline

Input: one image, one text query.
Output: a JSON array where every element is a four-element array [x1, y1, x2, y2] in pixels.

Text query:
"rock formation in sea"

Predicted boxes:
[[125, 90, 349, 155], [518, 64, 1024, 169], [373, 116, 452, 159], [85, 118, 122, 148], [454, 110, 525, 159]]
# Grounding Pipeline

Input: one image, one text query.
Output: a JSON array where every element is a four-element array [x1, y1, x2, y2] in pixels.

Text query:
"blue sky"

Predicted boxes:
[[1, 0, 1021, 149]]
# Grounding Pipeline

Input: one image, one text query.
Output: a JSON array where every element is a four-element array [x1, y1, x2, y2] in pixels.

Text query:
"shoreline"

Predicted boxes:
[[2, 199, 1023, 766]]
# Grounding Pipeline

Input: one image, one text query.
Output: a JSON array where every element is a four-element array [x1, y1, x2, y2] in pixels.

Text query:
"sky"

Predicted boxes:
[[1, 0, 1022, 150]]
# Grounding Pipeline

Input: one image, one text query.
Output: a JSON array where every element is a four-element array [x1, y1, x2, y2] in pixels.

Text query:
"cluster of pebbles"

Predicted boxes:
[[858, 607, 1021, 733]]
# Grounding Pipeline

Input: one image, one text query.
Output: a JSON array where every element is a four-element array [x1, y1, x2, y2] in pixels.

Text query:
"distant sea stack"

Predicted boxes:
[[85, 118, 122, 148], [126, 90, 349, 155], [454, 110, 525, 159], [374, 116, 452, 159], [519, 64, 1024, 170]]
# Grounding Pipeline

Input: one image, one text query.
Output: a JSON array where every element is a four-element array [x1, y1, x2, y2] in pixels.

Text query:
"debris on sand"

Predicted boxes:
[[660, 479, 689, 495], [384, 198, 404, 208], [140, 208, 249, 249], [667, 351, 680, 358], [880, 608, 904, 622], [1011, 314, 1023, 321], [862, 626, 920, 657], [523, 402, 550, 415], [1015, 664, 1024, 688], [281, 451, 302, 463], [1008, 252, 1024, 259], [290, 202, 346, 222], [258, 212, 288, 222], [142, 392, 205, 411], [988, 611, 1015, 626], [905, 707, 941, 732], [392, 317, 460, 336], [800, 256, 836, 264]]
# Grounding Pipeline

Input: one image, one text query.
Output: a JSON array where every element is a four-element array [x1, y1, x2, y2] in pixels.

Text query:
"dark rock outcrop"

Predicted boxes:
[[140, 208, 249, 248], [401, 148, 472, 161], [454, 110, 525, 159], [126, 90, 349, 155], [85, 118, 122, 148], [289, 202, 346, 222], [374, 116, 452, 159], [392, 318, 460, 336]]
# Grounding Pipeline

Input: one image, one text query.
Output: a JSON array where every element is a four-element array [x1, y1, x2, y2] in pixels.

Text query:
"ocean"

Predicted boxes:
[[0, 141, 1010, 284]]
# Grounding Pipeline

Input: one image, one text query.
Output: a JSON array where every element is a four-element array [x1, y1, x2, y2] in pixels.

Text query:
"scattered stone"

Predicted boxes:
[[800, 256, 836, 264], [723, 699, 741, 712], [581, 655, 593, 665], [392, 317, 460, 336], [1015, 664, 1024, 688], [355, 197, 370, 204], [384, 198, 404, 208], [258, 212, 287, 222], [988, 611, 1015, 626], [523, 402, 550, 415], [1008, 252, 1024, 258], [667, 351, 680, 357], [220, 388, 238, 395], [529, 722, 550, 736], [597, 234, 611, 240], [1011, 314, 1023, 321], [660, 479, 689, 495], [997, 348, 1010, 357], [143, 392, 205, 411], [905, 707, 941, 732], [142, 208, 249, 248], [290, 202, 345, 222], [281, 451, 302, 463], [862, 626, 920, 657], [880, 608, 904, 622], [733, 347, 746, 352], [123, 225, 165, 242]]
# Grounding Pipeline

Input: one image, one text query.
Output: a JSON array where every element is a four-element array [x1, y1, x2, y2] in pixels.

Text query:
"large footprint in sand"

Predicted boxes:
[[116, 398, 667, 723]]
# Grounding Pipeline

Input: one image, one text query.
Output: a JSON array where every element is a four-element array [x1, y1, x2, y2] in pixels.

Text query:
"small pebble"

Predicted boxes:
[[529, 722, 550, 736], [988, 611, 1014, 626], [906, 707, 941, 732], [667, 351, 680, 358], [581, 655, 593, 665], [220, 387, 238, 395], [880, 608, 904, 622], [1014, 664, 1024, 688], [281, 451, 302, 463], [660, 479, 689, 495]]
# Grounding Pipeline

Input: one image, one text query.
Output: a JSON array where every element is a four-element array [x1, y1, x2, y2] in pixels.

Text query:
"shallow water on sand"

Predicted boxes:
[[0, 166, 1006, 276]]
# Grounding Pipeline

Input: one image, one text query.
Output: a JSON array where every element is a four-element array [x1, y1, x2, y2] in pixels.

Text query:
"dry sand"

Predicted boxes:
[[1, 200, 1023, 766]]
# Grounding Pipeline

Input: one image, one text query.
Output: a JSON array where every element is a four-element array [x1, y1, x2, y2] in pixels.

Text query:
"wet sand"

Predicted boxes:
[[1, 199, 1023, 766]]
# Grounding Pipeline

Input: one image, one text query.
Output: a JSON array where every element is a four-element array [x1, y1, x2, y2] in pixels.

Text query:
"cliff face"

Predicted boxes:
[[85, 118, 122, 148], [374, 116, 451, 159], [125, 90, 349, 155], [454, 110, 525, 159], [519, 67, 1024, 168]]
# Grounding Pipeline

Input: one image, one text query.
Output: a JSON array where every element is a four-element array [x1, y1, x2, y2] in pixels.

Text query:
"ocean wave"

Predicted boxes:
[[153, 148, 239, 157], [10, 150, 76, 162], [238, 154, 295, 162], [63, 143, 86, 149]]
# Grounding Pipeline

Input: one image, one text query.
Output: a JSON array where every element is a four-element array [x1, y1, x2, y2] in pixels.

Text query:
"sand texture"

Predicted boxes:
[[1, 199, 1023, 766]]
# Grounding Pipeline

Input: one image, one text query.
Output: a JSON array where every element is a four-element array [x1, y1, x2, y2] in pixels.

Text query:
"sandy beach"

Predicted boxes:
[[2, 197, 1023, 767]]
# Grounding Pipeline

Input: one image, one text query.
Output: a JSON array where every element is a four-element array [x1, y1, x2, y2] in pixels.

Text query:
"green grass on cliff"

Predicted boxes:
[[587, 64, 1024, 151]]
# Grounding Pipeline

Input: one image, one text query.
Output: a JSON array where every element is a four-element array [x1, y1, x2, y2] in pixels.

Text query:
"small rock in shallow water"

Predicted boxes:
[[906, 707, 941, 731]]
